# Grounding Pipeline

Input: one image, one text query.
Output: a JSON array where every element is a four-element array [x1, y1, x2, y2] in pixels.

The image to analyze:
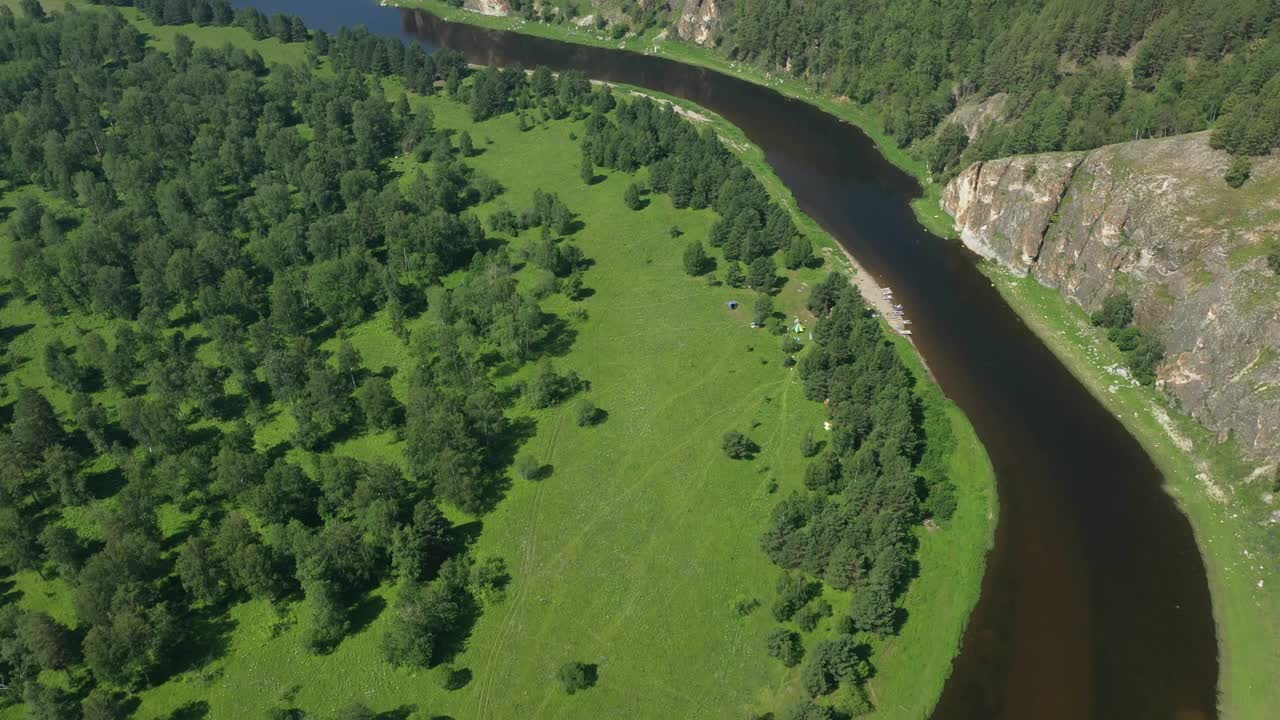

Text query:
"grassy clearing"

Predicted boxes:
[[987, 267, 1280, 719], [0, 10, 994, 720], [397, 0, 958, 239]]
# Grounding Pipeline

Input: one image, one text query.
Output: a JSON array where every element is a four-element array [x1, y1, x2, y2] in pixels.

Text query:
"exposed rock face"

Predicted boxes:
[[941, 92, 1012, 141], [463, 0, 512, 17], [943, 132, 1280, 460], [673, 0, 722, 46]]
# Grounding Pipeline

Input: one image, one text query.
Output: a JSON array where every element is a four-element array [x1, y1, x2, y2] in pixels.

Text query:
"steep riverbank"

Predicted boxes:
[[985, 269, 1278, 718]]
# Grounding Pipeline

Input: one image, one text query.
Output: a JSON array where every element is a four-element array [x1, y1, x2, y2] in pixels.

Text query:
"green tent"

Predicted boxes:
[[791, 319, 805, 334]]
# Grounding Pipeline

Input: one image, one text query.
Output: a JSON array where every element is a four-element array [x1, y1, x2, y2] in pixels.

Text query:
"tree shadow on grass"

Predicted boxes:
[[162, 607, 237, 685], [431, 595, 482, 666], [533, 314, 578, 359], [0, 578, 20, 608], [167, 700, 210, 720], [211, 392, 249, 423], [0, 322, 34, 345], [86, 466, 127, 500], [347, 594, 387, 637], [376, 705, 422, 720], [488, 415, 538, 472]]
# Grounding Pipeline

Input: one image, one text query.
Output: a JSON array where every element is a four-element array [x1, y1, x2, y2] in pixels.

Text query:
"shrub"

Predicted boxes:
[[922, 478, 958, 521], [800, 430, 820, 457], [683, 241, 710, 276], [722, 431, 759, 459], [785, 236, 814, 270], [733, 595, 760, 616], [516, 454, 542, 481], [784, 700, 834, 720], [575, 399, 600, 426], [772, 573, 820, 621], [471, 556, 509, 604], [335, 703, 375, 720], [1224, 156, 1252, 188], [795, 599, 832, 632], [557, 661, 595, 694], [434, 662, 466, 691], [623, 182, 643, 210], [1090, 293, 1133, 329], [766, 627, 804, 667]]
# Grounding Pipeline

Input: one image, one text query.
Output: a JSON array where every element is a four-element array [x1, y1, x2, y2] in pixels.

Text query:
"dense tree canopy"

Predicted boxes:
[[715, 0, 1280, 175], [0, 3, 606, 710]]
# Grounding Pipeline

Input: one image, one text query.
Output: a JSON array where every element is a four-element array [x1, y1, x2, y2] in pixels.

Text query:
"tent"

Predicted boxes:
[[727, 300, 739, 310], [791, 319, 805, 334]]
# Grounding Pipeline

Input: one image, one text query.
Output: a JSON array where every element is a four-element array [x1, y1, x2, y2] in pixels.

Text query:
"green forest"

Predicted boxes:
[[459, 0, 1280, 180], [719, 0, 1280, 175], [0, 2, 994, 719]]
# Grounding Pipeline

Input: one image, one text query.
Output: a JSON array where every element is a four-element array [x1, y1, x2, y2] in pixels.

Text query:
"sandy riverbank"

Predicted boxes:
[[821, 246, 916, 342]]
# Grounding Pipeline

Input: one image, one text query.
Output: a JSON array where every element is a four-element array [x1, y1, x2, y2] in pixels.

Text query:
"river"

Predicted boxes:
[[235, 2, 1220, 717]]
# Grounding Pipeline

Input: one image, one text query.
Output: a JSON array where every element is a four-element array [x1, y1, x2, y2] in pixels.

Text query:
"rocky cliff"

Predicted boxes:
[[463, 0, 512, 17], [673, 0, 722, 46], [942, 132, 1280, 460]]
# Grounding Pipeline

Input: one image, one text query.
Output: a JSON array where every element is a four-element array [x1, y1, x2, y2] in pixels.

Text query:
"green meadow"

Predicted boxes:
[[0, 7, 994, 719]]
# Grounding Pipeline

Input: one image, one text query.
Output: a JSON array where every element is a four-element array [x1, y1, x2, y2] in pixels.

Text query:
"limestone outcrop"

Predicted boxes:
[[943, 132, 1280, 460]]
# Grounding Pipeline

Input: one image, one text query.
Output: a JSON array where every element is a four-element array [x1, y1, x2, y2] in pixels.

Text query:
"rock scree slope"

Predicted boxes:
[[943, 131, 1280, 463]]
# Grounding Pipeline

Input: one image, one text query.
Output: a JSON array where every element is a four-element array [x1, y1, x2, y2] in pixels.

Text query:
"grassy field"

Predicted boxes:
[[987, 268, 1280, 719], [0, 7, 995, 720]]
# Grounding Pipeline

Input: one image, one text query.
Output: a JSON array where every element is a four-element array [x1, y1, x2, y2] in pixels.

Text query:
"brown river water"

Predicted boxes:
[[237, 3, 1220, 717]]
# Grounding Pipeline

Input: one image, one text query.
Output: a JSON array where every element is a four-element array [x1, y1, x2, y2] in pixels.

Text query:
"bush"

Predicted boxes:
[[471, 556, 509, 604], [1125, 331, 1165, 385], [795, 599, 832, 632], [733, 595, 760, 616], [623, 182, 643, 210], [527, 361, 584, 408], [785, 236, 814, 270], [722, 431, 759, 459], [801, 634, 869, 697], [784, 700, 835, 720], [922, 478, 958, 521], [335, 703, 375, 720], [683, 241, 710, 276], [434, 663, 465, 690], [557, 661, 596, 694], [800, 430, 820, 457], [1090, 293, 1133, 329], [1224, 156, 1252, 188], [772, 573, 820, 621], [766, 627, 804, 667], [516, 453, 542, 481], [575, 399, 601, 426], [724, 262, 745, 288]]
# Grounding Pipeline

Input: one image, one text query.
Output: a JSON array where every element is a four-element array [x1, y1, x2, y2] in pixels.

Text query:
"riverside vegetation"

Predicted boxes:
[[0, 2, 994, 719]]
